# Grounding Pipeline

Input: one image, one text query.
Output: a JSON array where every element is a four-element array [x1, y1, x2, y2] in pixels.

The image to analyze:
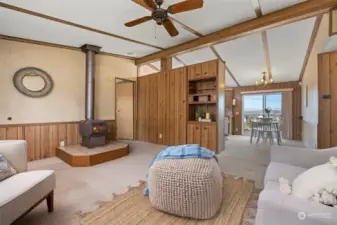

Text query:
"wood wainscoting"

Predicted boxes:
[[232, 82, 302, 141], [0, 120, 115, 161]]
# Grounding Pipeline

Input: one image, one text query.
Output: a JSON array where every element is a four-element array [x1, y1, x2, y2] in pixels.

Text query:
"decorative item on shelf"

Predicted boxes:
[[256, 71, 273, 85], [196, 108, 204, 121], [205, 112, 211, 120]]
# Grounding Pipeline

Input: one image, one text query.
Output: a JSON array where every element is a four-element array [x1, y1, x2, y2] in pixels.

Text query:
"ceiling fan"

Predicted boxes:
[[125, 0, 204, 37]]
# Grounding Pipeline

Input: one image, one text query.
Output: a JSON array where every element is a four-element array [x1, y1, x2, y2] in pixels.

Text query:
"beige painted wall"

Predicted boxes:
[[301, 14, 329, 148], [139, 64, 158, 76], [0, 39, 137, 124]]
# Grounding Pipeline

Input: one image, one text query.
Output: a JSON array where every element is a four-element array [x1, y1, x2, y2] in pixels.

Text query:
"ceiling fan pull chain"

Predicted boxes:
[[155, 22, 157, 40]]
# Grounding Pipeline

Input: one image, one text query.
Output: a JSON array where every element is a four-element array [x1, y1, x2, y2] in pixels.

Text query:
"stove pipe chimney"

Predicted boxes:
[[81, 44, 101, 120]]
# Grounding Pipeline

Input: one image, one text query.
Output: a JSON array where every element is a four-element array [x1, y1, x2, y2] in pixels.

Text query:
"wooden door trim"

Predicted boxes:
[[115, 78, 136, 140]]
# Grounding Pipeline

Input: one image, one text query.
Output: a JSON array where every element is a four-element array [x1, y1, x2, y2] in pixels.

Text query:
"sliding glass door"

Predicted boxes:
[[243, 95, 264, 135], [242, 93, 282, 135]]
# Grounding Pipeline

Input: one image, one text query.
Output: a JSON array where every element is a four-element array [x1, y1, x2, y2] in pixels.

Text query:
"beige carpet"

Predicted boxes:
[[15, 138, 302, 225], [79, 176, 259, 225]]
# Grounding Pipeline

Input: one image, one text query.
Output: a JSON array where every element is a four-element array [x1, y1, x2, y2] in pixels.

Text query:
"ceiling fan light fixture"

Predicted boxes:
[[126, 0, 204, 37]]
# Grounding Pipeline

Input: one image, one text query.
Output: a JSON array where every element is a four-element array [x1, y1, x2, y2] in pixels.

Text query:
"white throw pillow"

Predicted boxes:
[[292, 157, 337, 200]]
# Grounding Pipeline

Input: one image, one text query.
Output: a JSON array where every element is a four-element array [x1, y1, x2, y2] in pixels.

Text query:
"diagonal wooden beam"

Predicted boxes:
[[209, 46, 222, 61], [261, 31, 273, 80], [147, 63, 160, 71], [251, 0, 273, 80], [226, 67, 241, 87], [299, 15, 323, 81], [136, 0, 334, 65], [173, 56, 186, 66], [0, 2, 164, 50]]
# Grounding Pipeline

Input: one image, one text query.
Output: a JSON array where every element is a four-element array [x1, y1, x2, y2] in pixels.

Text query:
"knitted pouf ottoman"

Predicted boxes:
[[148, 158, 223, 219]]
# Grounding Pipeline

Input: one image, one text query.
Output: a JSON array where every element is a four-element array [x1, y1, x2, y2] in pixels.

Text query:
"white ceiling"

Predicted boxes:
[[259, 0, 305, 14], [214, 32, 266, 86], [0, 0, 316, 86], [0, 7, 159, 57], [267, 17, 315, 82]]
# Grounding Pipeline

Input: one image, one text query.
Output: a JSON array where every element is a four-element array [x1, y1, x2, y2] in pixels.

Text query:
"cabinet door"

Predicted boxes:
[[187, 123, 201, 144], [201, 60, 217, 78], [201, 123, 217, 152], [188, 65, 196, 80], [195, 63, 202, 79], [201, 62, 209, 77], [208, 60, 218, 77]]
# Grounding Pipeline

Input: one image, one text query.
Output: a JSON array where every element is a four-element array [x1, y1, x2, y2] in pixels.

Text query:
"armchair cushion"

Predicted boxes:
[[0, 141, 27, 173], [257, 182, 337, 225], [0, 153, 17, 182], [0, 170, 55, 225], [264, 162, 306, 186]]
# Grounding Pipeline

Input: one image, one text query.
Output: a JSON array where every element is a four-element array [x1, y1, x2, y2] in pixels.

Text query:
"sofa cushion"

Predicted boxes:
[[256, 182, 337, 225], [0, 170, 55, 225], [0, 154, 16, 182], [264, 162, 306, 186]]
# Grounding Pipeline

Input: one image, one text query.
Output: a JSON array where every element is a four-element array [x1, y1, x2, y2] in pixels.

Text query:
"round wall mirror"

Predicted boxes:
[[13, 67, 54, 98]]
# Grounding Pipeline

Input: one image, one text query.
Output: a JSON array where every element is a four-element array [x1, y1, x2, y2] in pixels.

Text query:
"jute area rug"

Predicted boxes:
[[79, 176, 260, 225]]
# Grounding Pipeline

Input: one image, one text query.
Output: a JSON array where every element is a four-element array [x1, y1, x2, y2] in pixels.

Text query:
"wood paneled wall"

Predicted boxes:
[[225, 89, 233, 109], [137, 68, 188, 145], [0, 120, 115, 161], [232, 82, 302, 140], [318, 52, 337, 148]]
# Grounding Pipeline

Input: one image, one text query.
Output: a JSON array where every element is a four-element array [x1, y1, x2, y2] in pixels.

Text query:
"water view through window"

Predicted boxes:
[[243, 93, 282, 135]]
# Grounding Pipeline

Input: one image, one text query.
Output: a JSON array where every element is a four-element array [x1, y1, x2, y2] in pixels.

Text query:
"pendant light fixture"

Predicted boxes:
[[256, 72, 273, 85]]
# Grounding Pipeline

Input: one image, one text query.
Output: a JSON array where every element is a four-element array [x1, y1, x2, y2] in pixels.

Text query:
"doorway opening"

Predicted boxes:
[[115, 78, 136, 140], [242, 93, 282, 136]]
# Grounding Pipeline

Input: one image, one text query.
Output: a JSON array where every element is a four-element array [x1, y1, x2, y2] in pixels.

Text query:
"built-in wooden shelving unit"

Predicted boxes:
[[187, 59, 226, 153]]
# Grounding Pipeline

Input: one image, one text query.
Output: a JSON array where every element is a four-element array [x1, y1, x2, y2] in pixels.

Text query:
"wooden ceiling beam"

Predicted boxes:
[[136, 0, 334, 65], [251, 0, 273, 80], [0, 2, 163, 50], [299, 15, 323, 81], [0, 34, 136, 60]]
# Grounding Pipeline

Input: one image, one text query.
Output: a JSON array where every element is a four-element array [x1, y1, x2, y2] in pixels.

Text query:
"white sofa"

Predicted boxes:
[[255, 145, 337, 225], [0, 141, 55, 225]]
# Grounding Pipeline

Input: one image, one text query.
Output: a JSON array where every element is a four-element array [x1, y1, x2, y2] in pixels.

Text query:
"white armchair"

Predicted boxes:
[[256, 145, 337, 225], [0, 141, 56, 225], [271, 145, 337, 169]]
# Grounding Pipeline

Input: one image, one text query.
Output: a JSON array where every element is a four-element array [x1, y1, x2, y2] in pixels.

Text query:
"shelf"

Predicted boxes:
[[188, 101, 217, 105], [188, 75, 217, 82], [188, 121, 217, 125], [189, 92, 217, 97]]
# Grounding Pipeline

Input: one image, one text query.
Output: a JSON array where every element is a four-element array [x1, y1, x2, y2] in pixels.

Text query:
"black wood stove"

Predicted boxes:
[[79, 120, 108, 148], [79, 44, 108, 148]]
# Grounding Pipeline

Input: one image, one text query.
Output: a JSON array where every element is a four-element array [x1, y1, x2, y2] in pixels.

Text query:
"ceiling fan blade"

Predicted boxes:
[[131, 0, 152, 11], [125, 16, 152, 27], [168, 0, 203, 14], [163, 19, 179, 37], [143, 0, 157, 9]]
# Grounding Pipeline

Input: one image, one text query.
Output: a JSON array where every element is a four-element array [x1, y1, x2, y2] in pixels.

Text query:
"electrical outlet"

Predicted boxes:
[[159, 134, 162, 139]]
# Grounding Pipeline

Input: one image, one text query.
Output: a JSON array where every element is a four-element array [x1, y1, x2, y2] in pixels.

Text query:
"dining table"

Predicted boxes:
[[250, 118, 282, 145]]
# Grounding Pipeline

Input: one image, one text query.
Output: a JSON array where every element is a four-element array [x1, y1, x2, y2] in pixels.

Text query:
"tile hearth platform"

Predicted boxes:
[[56, 142, 129, 167]]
